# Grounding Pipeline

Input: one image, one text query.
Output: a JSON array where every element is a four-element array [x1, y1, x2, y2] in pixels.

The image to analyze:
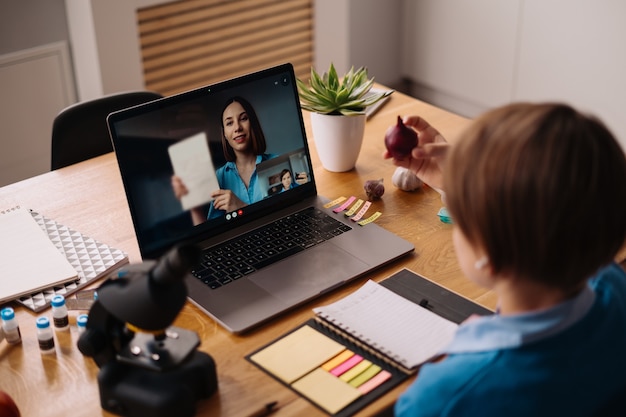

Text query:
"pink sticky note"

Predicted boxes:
[[330, 354, 363, 376], [333, 196, 356, 213], [357, 370, 392, 394]]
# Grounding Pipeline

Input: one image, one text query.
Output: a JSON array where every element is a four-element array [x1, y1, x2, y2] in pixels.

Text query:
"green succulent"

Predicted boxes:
[[296, 63, 394, 116]]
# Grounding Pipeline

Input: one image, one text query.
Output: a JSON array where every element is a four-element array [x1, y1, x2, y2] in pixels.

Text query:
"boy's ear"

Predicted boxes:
[[474, 256, 489, 271]]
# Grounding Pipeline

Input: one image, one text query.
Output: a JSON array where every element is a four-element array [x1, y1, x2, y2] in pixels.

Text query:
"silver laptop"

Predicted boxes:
[[107, 63, 414, 333]]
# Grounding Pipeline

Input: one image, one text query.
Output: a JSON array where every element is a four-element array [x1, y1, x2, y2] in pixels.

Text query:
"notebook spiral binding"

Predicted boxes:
[[313, 316, 414, 375]]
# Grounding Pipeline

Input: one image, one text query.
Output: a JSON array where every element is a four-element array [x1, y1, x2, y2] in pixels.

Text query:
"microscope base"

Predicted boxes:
[[97, 350, 218, 417]]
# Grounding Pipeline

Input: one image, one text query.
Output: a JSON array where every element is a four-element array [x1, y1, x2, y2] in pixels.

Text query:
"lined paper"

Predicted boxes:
[[313, 280, 458, 369]]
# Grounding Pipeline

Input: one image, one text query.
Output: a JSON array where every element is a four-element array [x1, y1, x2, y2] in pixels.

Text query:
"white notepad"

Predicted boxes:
[[0, 207, 78, 304], [313, 280, 458, 370], [168, 132, 219, 210]]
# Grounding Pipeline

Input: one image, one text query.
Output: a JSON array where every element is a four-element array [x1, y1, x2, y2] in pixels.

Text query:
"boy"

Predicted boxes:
[[385, 103, 626, 416]]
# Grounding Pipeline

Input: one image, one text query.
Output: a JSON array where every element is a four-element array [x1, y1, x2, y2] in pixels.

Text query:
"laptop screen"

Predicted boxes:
[[107, 64, 317, 259]]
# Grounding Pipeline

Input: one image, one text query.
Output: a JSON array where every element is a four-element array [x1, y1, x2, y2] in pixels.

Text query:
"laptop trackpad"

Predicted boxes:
[[250, 243, 368, 304]]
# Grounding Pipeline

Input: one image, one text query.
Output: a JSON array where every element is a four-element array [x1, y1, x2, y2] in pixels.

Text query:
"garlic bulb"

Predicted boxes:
[[364, 178, 385, 200], [391, 167, 423, 191]]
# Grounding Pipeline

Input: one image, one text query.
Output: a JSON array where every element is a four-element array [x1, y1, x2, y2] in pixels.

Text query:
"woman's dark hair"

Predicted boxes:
[[444, 102, 626, 289], [220, 96, 267, 162]]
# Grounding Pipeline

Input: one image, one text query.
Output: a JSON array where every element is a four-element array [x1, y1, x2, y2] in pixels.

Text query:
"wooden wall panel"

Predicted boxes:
[[137, 0, 313, 96]]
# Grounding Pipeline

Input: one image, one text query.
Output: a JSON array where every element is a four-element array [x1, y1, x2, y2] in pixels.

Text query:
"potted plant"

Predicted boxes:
[[297, 63, 393, 172]]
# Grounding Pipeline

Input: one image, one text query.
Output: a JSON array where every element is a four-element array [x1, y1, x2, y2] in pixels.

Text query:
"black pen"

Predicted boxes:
[[245, 401, 279, 417]]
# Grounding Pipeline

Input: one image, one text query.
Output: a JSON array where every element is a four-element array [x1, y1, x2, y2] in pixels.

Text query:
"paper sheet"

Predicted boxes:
[[168, 132, 219, 210], [0, 207, 77, 303], [292, 367, 362, 414], [249, 325, 345, 384]]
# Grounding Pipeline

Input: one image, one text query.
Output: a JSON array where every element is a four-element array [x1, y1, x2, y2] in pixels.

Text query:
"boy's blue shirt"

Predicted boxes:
[[395, 262, 626, 417]]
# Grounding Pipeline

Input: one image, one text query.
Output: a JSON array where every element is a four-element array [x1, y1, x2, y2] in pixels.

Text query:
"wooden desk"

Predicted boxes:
[[0, 90, 494, 417]]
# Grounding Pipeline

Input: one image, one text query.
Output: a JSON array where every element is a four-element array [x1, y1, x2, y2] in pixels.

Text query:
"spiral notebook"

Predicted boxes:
[[247, 269, 493, 416]]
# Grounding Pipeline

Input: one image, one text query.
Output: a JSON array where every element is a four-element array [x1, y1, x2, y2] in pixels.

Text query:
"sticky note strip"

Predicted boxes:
[[324, 196, 347, 209], [357, 370, 392, 394], [350, 201, 372, 221], [333, 196, 357, 213], [292, 368, 362, 414], [358, 211, 382, 226], [344, 199, 364, 217], [249, 326, 346, 384], [339, 359, 372, 382], [322, 350, 355, 371], [330, 354, 363, 376], [348, 363, 382, 388]]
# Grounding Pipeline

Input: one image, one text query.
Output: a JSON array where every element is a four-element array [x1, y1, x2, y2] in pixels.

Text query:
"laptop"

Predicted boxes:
[[107, 63, 414, 333]]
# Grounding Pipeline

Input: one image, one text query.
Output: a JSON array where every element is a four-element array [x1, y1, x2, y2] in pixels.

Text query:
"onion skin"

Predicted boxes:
[[384, 116, 418, 159], [364, 178, 385, 200]]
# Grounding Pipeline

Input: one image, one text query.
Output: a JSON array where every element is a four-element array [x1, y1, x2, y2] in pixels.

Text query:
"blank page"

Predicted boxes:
[[0, 207, 77, 303], [314, 280, 458, 369], [168, 132, 219, 211]]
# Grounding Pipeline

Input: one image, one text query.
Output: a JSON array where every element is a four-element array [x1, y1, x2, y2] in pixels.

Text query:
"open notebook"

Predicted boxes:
[[247, 268, 493, 416]]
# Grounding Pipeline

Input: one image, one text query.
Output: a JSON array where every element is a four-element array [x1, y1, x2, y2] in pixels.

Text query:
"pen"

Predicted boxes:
[[245, 401, 278, 417]]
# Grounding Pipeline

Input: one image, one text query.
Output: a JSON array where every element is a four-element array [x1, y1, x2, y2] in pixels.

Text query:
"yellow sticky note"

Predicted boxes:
[[348, 364, 382, 387], [249, 326, 345, 384], [339, 359, 372, 382], [323, 196, 347, 208], [292, 368, 362, 414]]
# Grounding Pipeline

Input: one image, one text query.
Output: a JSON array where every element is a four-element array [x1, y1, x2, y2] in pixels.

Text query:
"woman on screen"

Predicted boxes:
[[172, 96, 275, 224]]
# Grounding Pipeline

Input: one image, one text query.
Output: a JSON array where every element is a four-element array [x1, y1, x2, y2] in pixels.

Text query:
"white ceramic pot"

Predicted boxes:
[[310, 112, 366, 172]]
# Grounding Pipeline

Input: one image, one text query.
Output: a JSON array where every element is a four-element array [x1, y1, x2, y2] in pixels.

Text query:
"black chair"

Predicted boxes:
[[51, 90, 163, 170]]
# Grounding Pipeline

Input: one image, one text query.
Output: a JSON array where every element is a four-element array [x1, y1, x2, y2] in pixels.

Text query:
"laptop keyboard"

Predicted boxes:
[[191, 207, 352, 289]]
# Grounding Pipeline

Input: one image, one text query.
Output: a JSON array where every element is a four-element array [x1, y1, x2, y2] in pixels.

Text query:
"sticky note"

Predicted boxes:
[[350, 201, 372, 221], [323, 196, 347, 209], [249, 325, 345, 383], [330, 354, 363, 376], [292, 368, 362, 414], [357, 370, 392, 394], [358, 211, 382, 226], [322, 350, 355, 371], [333, 196, 357, 213], [339, 359, 372, 382], [348, 363, 382, 387], [344, 199, 364, 217]]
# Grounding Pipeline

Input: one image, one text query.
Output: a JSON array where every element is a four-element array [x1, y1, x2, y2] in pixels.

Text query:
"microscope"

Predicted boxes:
[[78, 244, 218, 417]]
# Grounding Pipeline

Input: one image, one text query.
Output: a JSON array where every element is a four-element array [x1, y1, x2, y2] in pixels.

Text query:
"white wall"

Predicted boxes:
[[314, 0, 403, 88], [64, 0, 163, 101], [514, 0, 626, 149], [400, 0, 626, 151]]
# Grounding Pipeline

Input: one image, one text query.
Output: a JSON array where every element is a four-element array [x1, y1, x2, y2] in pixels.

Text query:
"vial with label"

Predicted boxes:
[[36, 317, 55, 354], [1, 307, 22, 344], [51, 295, 69, 330], [76, 314, 88, 333]]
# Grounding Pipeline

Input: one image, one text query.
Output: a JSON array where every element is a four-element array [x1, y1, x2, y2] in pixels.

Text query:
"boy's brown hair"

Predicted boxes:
[[444, 103, 626, 289]]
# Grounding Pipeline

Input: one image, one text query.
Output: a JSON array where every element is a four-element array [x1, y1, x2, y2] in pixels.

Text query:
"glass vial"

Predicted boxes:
[[76, 314, 88, 333], [36, 317, 55, 354], [51, 295, 69, 330], [1, 307, 22, 344]]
